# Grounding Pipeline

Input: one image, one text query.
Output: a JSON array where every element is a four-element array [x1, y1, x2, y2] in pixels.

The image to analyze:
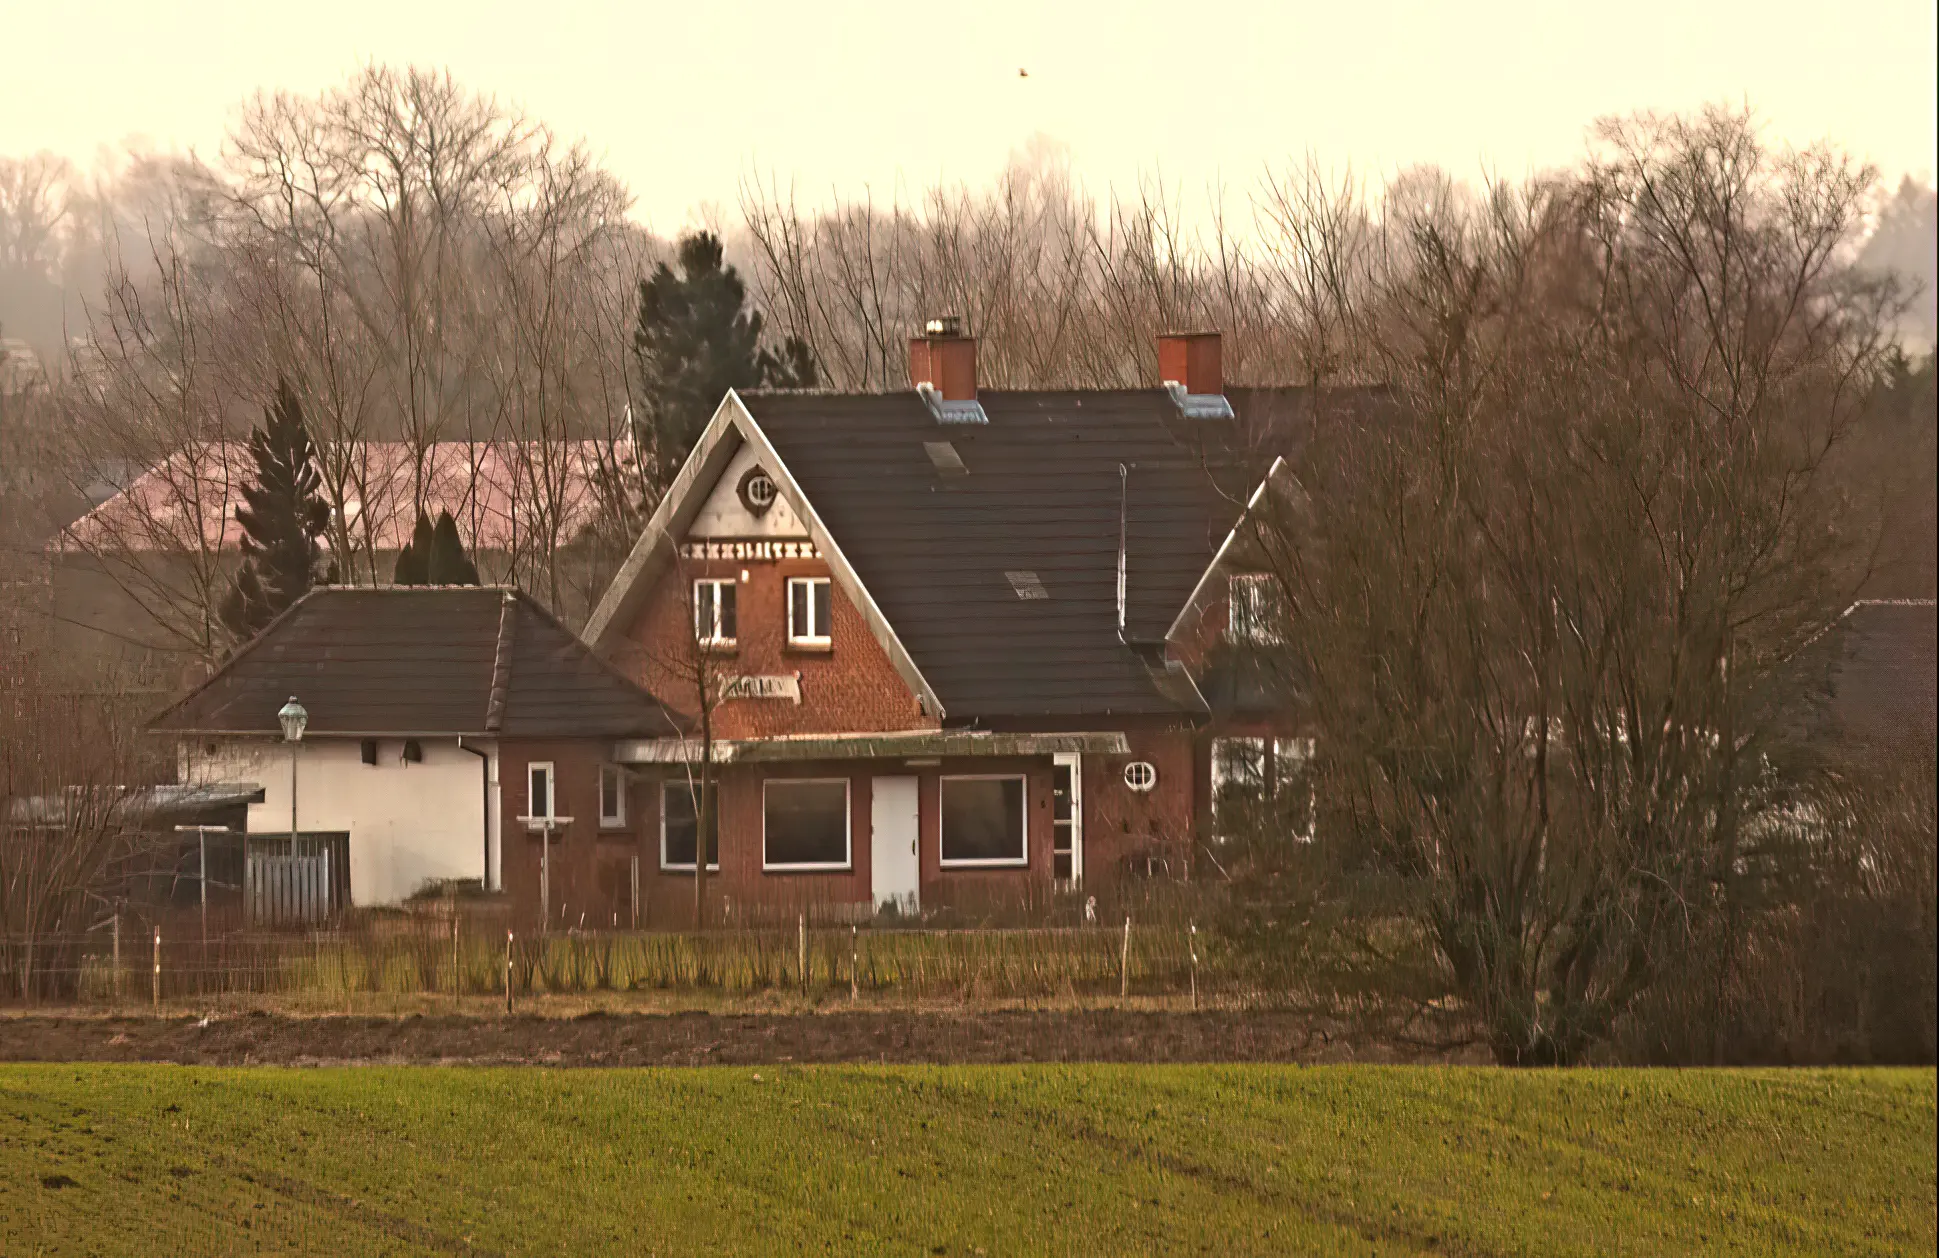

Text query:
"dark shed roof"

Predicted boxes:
[[150, 587, 683, 739], [740, 386, 1313, 722], [1820, 599, 1937, 743]]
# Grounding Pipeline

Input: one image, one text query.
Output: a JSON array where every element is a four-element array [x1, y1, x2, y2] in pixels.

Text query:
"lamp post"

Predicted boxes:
[[277, 697, 308, 858]]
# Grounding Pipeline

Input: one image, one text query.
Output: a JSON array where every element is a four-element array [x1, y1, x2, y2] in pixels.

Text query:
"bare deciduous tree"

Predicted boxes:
[[1232, 106, 1904, 1065]]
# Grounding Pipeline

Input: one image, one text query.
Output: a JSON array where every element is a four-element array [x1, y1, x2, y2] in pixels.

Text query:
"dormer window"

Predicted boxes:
[[1227, 573, 1284, 644], [693, 579, 738, 647]]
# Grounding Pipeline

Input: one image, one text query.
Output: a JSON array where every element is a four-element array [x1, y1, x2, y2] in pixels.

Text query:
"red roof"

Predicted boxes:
[[60, 440, 630, 554]]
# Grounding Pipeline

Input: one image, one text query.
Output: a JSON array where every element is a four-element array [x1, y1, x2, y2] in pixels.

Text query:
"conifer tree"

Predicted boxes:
[[392, 510, 479, 585], [391, 512, 435, 585], [426, 509, 481, 585], [219, 378, 331, 643], [633, 232, 817, 488]]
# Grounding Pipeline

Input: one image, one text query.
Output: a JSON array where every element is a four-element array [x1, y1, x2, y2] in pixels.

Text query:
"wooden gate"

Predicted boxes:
[[246, 848, 334, 925]]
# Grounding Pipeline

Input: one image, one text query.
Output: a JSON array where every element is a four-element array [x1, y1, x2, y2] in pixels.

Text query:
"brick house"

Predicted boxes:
[[571, 328, 1315, 922]]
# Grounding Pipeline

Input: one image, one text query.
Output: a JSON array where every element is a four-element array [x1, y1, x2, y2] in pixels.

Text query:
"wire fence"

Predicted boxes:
[[0, 910, 1269, 1009]]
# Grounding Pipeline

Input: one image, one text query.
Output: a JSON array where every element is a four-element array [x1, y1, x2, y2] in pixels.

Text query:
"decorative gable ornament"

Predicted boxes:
[[737, 466, 778, 515]]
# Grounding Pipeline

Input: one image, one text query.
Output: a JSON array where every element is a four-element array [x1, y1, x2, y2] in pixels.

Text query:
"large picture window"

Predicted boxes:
[[661, 781, 718, 870], [762, 779, 850, 870], [787, 577, 832, 645], [940, 775, 1027, 867], [693, 579, 738, 645]]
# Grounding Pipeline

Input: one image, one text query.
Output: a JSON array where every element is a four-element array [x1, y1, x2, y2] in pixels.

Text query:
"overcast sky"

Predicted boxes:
[[5, 0, 1935, 231]]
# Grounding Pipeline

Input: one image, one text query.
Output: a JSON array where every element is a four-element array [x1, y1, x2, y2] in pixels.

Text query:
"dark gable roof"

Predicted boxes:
[[739, 386, 1314, 722], [1821, 599, 1937, 743], [151, 587, 683, 739]]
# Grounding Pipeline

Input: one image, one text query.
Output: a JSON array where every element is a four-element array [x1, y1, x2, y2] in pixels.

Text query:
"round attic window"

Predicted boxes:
[[1123, 761, 1158, 793], [738, 466, 778, 515]]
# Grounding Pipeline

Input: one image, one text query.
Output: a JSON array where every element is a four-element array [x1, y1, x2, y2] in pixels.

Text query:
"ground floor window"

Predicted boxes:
[[763, 779, 850, 870], [661, 781, 718, 870], [940, 775, 1027, 867], [1212, 736, 1315, 841]]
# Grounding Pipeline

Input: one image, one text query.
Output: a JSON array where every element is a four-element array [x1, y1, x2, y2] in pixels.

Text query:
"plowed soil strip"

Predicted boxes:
[[0, 1010, 1468, 1066]]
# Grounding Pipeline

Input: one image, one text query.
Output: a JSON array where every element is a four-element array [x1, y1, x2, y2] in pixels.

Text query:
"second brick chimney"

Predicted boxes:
[[1157, 331, 1222, 395], [909, 316, 978, 400]]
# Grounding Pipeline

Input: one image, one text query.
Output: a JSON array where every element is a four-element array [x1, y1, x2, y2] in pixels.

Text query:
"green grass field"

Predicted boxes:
[[1, 1065, 1931, 1256]]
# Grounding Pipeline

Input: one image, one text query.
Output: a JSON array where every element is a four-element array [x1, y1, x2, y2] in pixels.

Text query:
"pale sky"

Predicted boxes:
[[5, 0, 1935, 231]]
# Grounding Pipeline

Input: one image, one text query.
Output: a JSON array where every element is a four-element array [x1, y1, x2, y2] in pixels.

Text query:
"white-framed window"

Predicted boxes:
[[940, 775, 1028, 868], [763, 778, 851, 870], [527, 761, 555, 820], [787, 576, 832, 645], [1122, 761, 1158, 792], [661, 780, 719, 871], [1227, 573, 1284, 644], [1211, 737, 1267, 805], [599, 764, 626, 828], [693, 579, 738, 646]]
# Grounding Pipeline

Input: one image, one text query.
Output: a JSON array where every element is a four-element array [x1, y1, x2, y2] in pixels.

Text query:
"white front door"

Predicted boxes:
[[870, 776, 920, 915]]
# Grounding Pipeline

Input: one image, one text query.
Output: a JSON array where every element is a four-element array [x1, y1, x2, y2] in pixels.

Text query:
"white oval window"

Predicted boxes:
[[1123, 761, 1158, 792]]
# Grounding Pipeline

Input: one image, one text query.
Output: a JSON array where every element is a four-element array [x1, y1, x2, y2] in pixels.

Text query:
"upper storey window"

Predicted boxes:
[[693, 579, 737, 646]]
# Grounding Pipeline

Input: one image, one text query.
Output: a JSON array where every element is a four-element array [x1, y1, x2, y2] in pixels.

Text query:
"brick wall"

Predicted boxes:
[[610, 556, 936, 738]]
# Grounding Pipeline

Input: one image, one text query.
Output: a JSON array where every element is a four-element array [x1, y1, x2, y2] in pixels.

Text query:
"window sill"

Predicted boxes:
[[783, 640, 833, 655], [939, 858, 1030, 870], [597, 823, 630, 835], [762, 863, 853, 874], [661, 864, 722, 874], [699, 641, 738, 656]]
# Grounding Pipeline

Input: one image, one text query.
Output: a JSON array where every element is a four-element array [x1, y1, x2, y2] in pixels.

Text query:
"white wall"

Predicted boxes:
[[185, 737, 500, 906], [688, 442, 810, 538]]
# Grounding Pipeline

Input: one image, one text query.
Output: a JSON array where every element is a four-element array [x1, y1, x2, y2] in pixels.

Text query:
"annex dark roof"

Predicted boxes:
[[739, 386, 1322, 722], [1819, 599, 1937, 744], [150, 587, 683, 739]]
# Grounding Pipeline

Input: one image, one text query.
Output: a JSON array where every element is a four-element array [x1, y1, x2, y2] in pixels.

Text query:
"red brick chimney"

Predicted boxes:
[[1157, 331, 1222, 395], [909, 317, 977, 400]]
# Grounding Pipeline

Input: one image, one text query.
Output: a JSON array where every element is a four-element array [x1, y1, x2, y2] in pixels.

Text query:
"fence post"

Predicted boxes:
[[798, 914, 807, 990], [1120, 915, 1131, 1000], [504, 930, 513, 1014], [152, 927, 161, 1010], [1189, 921, 1199, 1013], [112, 914, 121, 1003], [850, 924, 858, 1003]]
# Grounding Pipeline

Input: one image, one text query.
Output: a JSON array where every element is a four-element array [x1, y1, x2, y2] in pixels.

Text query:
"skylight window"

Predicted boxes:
[[923, 441, 967, 476], [1005, 570, 1048, 601]]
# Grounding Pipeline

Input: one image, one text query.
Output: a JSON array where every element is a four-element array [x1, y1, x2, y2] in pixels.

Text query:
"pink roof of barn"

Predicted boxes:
[[59, 440, 632, 554]]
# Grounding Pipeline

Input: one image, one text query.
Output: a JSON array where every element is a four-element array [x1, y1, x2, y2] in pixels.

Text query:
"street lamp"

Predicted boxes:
[[278, 697, 307, 857]]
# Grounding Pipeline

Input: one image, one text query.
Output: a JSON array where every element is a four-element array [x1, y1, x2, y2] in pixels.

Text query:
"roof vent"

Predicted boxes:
[[1005, 570, 1049, 601], [923, 440, 968, 477]]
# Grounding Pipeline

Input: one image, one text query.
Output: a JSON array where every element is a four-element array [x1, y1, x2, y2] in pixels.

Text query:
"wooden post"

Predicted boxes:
[[850, 924, 858, 1003], [798, 913, 807, 989], [504, 930, 514, 1014], [630, 855, 640, 930], [1189, 921, 1199, 1013], [112, 914, 121, 1003], [151, 927, 161, 1010], [1119, 915, 1131, 1000]]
